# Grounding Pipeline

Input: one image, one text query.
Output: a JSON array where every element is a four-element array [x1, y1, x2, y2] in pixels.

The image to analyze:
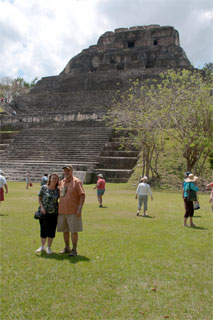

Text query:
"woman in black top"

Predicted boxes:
[[36, 173, 59, 254]]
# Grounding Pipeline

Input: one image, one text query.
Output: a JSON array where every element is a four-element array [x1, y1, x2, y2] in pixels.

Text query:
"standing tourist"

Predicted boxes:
[[36, 173, 60, 254], [136, 176, 153, 216], [183, 173, 199, 227], [206, 182, 213, 210], [58, 164, 85, 257], [25, 171, 32, 189], [40, 173, 48, 186], [94, 174, 106, 207], [0, 170, 8, 206]]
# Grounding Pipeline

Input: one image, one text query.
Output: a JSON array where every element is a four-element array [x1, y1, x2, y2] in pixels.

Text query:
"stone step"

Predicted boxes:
[[0, 144, 10, 150], [94, 168, 132, 179], [103, 141, 138, 151], [101, 150, 138, 157], [105, 177, 130, 183], [0, 161, 96, 183], [98, 156, 138, 169]]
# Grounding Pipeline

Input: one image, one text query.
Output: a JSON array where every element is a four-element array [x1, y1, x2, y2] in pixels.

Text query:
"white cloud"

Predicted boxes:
[[0, 0, 212, 82]]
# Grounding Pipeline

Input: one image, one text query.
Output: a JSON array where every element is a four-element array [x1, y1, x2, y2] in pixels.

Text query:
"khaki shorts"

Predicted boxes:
[[57, 214, 83, 233]]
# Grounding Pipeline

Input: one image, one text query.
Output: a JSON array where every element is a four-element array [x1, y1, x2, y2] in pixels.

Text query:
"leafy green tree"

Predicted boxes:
[[157, 69, 212, 172], [107, 69, 213, 176], [107, 80, 166, 178]]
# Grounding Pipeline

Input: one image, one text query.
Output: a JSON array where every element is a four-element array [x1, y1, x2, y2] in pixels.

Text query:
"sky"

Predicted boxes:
[[0, 0, 212, 82]]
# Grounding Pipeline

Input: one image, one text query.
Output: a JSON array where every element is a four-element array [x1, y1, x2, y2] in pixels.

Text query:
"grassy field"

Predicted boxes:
[[0, 182, 212, 320]]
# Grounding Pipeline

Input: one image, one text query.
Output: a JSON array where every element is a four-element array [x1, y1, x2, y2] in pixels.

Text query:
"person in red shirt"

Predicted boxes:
[[94, 174, 105, 208]]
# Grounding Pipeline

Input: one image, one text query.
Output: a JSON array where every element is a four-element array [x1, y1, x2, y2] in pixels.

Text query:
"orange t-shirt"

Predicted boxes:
[[58, 176, 85, 214]]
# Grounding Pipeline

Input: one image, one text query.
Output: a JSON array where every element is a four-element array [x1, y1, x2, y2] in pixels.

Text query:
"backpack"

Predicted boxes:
[[186, 182, 197, 201]]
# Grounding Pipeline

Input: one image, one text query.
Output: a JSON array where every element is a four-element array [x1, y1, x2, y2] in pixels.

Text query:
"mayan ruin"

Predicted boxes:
[[0, 25, 192, 182]]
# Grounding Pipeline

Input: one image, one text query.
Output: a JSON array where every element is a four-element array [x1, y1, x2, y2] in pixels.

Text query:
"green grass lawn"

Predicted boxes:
[[0, 182, 212, 320]]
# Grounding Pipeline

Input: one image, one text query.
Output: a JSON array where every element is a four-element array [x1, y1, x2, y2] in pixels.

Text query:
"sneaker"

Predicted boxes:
[[46, 247, 52, 254], [68, 249, 77, 257], [136, 211, 139, 216], [184, 224, 189, 227], [190, 223, 196, 227], [59, 248, 71, 254], [35, 246, 45, 253], [99, 205, 103, 208]]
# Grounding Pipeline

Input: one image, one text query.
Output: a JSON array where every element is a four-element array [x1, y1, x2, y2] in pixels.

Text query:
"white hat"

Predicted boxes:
[[141, 176, 148, 182], [185, 173, 198, 183]]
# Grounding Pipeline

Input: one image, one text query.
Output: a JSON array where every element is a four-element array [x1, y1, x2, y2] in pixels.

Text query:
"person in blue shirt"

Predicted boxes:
[[41, 173, 48, 186], [183, 173, 199, 227]]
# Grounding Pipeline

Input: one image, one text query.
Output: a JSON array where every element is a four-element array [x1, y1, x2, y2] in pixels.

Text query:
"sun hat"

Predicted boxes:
[[185, 173, 198, 183], [97, 174, 103, 178], [141, 176, 148, 181]]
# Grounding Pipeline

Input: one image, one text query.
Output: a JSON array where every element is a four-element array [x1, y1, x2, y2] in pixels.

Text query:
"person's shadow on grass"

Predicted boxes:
[[137, 214, 155, 218], [190, 225, 207, 230], [36, 252, 90, 264], [0, 214, 8, 216]]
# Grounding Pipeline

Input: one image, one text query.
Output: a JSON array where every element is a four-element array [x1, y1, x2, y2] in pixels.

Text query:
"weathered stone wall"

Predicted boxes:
[[61, 25, 189, 75]]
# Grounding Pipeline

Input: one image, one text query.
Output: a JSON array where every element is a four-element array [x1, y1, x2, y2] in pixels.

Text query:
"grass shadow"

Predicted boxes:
[[0, 214, 8, 216], [137, 215, 155, 218], [193, 215, 202, 218], [190, 225, 208, 230], [36, 252, 90, 264]]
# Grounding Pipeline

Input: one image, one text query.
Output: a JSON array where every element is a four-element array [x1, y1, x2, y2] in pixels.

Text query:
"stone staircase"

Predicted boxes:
[[94, 134, 139, 183], [0, 122, 139, 183], [0, 120, 111, 182]]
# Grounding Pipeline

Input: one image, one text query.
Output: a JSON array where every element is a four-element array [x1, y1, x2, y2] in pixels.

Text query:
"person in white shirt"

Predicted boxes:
[[0, 171, 8, 206], [135, 176, 153, 216]]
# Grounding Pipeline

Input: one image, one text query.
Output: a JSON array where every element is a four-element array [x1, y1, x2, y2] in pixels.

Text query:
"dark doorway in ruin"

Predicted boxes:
[[128, 41, 135, 48], [153, 40, 158, 46]]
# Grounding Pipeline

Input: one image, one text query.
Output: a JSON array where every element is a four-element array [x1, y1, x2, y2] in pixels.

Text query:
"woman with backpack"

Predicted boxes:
[[183, 173, 199, 227]]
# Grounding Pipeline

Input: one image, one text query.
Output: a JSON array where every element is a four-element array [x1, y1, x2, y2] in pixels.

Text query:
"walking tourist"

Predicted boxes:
[[58, 164, 85, 257], [183, 173, 199, 227], [94, 174, 105, 207], [0, 170, 8, 206], [136, 176, 153, 216], [36, 173, 60, 254]]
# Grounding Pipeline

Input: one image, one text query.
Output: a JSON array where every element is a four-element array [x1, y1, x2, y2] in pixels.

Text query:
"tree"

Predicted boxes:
[[106, 80, 166, 178], [107, 69, 213, 176], [0, 76, 38, 103], [157, 69, 212, 173]]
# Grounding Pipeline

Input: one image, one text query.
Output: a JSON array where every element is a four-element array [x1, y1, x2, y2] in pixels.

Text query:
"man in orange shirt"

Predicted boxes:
[[58, 164, 85, 256]]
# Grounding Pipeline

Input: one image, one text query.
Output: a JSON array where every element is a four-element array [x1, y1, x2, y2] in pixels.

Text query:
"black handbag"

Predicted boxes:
[[34, 207, 44, 220], [186, 183, 197, 201]]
